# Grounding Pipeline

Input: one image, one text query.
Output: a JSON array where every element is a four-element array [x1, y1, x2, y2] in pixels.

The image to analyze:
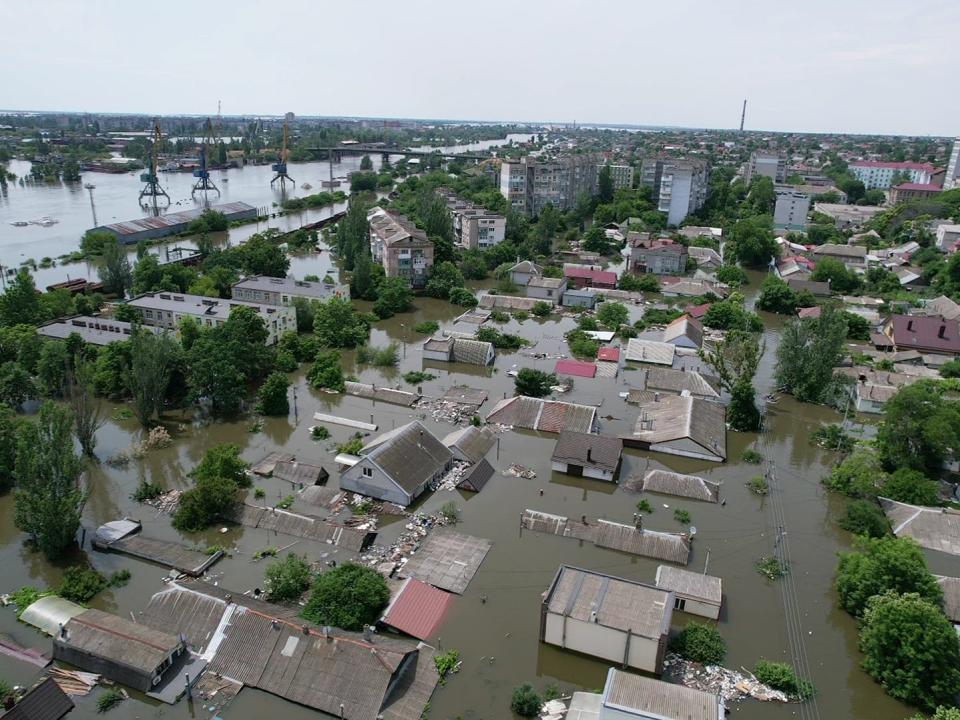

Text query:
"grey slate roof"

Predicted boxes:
[[457, 458, 495, 492], [631, 367, 720, 399], [603, 668, 723, 720], [60, 608, 181, 674], [551, 431, 623, 473], [639, 469, 721, 503], [3, 677, 74, 720], [937, 576, 960, 623], [451, 338, 494, 365], [485, 396, 597, 434], [442, 426, 496, 463], [345, 381, 420, 406], [627, 395, 727, 460], [362, 422, 453, 494], [624, 338, 676, 366], [655, 566, 722, 606], [880, 497, 960, 556]]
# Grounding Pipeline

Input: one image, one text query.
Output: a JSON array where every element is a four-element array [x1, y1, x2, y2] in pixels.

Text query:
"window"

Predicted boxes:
[[362, 466, 373, 478], [674, 597, 686, 611]]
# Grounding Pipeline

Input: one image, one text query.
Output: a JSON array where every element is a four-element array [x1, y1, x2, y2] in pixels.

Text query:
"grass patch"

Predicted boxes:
[[755, 556, 788, 579], [253, 547, 279, 560], [742, 449, 763, 464], [403, 371, 436, 385], [276, 495, 295, 510], [747, 476, 769, 495]]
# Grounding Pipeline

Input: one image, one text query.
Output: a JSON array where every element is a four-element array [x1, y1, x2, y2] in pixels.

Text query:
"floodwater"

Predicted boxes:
[[0, 268, 951, 720]]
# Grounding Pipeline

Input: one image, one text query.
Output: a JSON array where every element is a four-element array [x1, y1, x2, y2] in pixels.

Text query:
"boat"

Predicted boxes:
[[9, 221, 28, 227]]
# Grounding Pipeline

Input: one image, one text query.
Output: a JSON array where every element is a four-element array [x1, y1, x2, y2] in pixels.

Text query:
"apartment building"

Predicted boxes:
[[945, 138, 960, 190], [640, 158, 710, 226], [367, 207, 435, 289], [773, 185, 811, 231], [744, 152, 786, 183], [601, 163, 634, 190], [889, 183, 942, 204], [499, 154, 599, 216], [126, 292, 295, 345], [848, 161, 936, 189], [232, 275, 347, 305], [436, 189, 506, 250]]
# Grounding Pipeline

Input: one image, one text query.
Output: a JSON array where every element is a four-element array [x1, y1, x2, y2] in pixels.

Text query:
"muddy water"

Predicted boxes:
[[0, 270, 950, 719]]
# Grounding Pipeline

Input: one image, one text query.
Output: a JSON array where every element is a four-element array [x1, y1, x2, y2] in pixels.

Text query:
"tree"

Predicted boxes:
[[257, 372, 290, 416], [98, 237, 132, 297], [702, 298, 762, 332], [314, 297, 370, 348], [81, 230, 115, 256], [700, 330, 762, 431], [531, 301, 552, 317], [619, 272, 660, 292], [418, 190, 456, 264], [37, 341, 70, 397], [715, 263, 748, 287], [836, 536, 941, 617], [0, 406, 23, 492], [881, 468, 939, 505], [359, 154, 373, 171], [670, 622, 726, 664], [337, 196, 370, 271], [909, 708, 960, 720], [301, 563, 390, 630], [237, 232, 289, 277], [0, 361, 36, 408], [424, 261, 465, 300], [0, 270, 44, 327], [774, 305, 847, 403], [824, 447, 887, 498], [535, 204, 560, 253], [755, 275, 799, 315], [510, 684, 542, 718], [596, 301, 628, 330], [514, 368, 556, 398], [597, 165, 614, 204], [306, 350, 345, 392], [582, 225, 612, 254], [811, 257, 861, 293], [14, 402, 85, 560], [860, 592, 960, 711], [190, 444, 249, 487], [448, 287, 478, 307], [128, 331, 178, 426], [728, 215, 777, 267], [350, 251, 375, 299], [172, 473, 239, 532], [265, 554, 312, 602], [839, 499, 890, 538], [373, 277, 413, 318], [68, 362, 104, 457], [877, 380, 960, 475]]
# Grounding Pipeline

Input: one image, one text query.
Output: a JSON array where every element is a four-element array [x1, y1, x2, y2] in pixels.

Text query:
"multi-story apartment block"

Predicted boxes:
[[126, 292, 296, 345], [601, 163, 634, 190], [367, 207, 435, 289], [232, 275, 347, 306], [848, 161, 936, 189], [436, 189, 506, 250], [640, 158, 710, 226], [945, 138, 960, 190], [773, 186, 811, 231], [744, 152, 786, 184], [499, 154, 599, 216]]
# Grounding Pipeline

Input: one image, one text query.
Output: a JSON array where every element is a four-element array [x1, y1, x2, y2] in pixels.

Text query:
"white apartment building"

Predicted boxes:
[[849, 161, 936, 189], [436, 189, 506, 250], [126, 292, 296, 345], [641, 158, 710, 226], [499, 154, 599, 216], [773, 185, 811, 231], [744, 151, 786, 183], [945, 138, 960, 190]]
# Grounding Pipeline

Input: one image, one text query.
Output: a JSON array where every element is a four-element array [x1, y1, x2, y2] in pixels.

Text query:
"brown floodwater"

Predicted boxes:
[[0, 268, 951, 720]]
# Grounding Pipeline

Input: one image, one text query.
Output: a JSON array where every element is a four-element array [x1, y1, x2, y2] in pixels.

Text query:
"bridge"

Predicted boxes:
[[305, 145, 490, 163]]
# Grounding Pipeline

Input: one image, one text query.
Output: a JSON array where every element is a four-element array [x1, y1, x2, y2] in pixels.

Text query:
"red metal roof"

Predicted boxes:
[[889, 314, 960, 353], [382, 579, 453, 640], [555, 359, 597, 378], [797, 306, 822, 319], [564, 266, 618, 286], [684, 302, 712, 319], [597, 347, 620, 362]]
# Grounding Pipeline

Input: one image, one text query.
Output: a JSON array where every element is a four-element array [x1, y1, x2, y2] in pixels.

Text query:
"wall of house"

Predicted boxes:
[[53, 642, 167, 692], [526, 285, 564, 303], [511, 271, 536, 286], [542, 613, 661, 672], [422, 347, 453, 363], [674, 596, 721, 620], [562, 295, 596, 309], [339, 460, 412, 507]]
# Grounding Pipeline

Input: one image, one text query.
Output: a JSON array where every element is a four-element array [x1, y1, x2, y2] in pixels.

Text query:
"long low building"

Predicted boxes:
[[126, 291, 296, 345], [91, 201, 258, 244], [37, 315, 163, 346], [232, 274, 347, 305]]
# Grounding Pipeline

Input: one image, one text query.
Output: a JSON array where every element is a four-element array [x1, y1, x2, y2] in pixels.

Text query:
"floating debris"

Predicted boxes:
[[662, 653, 790, 703], [360, 510, 458, 571], [48, 667, 100, 696], [142, 489, 182, 514], [506, 464, 536, 479], [430, 461, 472, 492]]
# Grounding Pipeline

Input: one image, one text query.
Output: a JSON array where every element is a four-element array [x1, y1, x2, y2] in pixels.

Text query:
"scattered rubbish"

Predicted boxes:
[[49, 667, 100, 696], [360, 509, 459, 570], [506, 464, 536, 479], [662, 653, 790, 703], [142, 489, 182, 514], [417, 398, 478, 425], [431, 461, 473, 492]]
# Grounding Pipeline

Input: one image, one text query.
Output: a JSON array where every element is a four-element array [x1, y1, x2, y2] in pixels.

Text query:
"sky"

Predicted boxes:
[[4, 0, 958, 136]]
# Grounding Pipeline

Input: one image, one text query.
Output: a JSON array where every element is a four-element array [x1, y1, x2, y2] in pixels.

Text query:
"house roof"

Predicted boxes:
[[880, 497, 960, 556], [477, 294, 539, 311], [551, 431, 623, 473], [895, 183, 942, 192], [60, 608, 182, 674], [544, 566, 672, 640], [2, 677, 74, 720], [787, 277, 831, 296], [597, 346, 620, 362], [602, 668, 723, 720], [850, 160, 936, 172], [655, 566, 722, 606], [564, 265, 617, 285], [684, 302, 712, 319], [442, 426, 496, 463], [527, 276, 565, 290], [509, 260, 542, 275], [345, 381, 420, 407], [936, 576, 960, 624], [923, 295, 960, 321], [451, 338, 494, 365], [624, 338, 676, 366], [640, 469, 721, 503], [662, 315, 704, 347], [633, 367, 720, 398], [797, 305, 822, 319], [362, 422, 453, 494], [627, 396, 727, 460], [485, 396, 597, 434], [457, 458, 495, 492], [381, 579, 453, 640], [659, 278, 726, 298], [888, 315, 960, 353], [555, 359, 597, 378], [812, 243, 867, 258]]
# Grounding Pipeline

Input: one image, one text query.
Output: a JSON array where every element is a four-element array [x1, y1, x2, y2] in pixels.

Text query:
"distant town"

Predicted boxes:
[[0, 107, 958, 720]]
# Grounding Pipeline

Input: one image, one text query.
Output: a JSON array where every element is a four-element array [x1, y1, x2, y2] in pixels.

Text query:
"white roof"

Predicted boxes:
[[20, 595, 86, 636], [624, 338, 676, 366]]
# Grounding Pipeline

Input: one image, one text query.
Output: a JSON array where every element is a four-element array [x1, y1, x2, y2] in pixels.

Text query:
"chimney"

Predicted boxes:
[[940, 325, 947, 339], [907, 319, 914, 332], [363, 625, 373, 642], [587, 447, 593, 463]]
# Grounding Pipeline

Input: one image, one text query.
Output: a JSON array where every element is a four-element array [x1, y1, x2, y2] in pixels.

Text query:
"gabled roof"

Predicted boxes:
[[551, 431, 623, 473], [381, 578, 453, 640], [603, 668, 723, 720], [640, 469, 721, 503], [922, 295, 960, 322], [442, 425, 496, 463], [627, 396, 727, 460], [597, 346, 620, 362], [624, 338, 676, 366], [361, 422, 453, 494], [887, 314, 960, 353], [563, 265, 617, 285], [60, 608, 182, 674], [509, 260, 542, 275], [632, 366, 720, 399], [457, 458, 495, 492], [662, 315, 703, 347], [451, 338, 494, 365], [527, 276, 565, 290], [812, 243, 866, 258], [655, 566, 722, 606], [3, 678, 74, 720], [486, 396, 597, 434], [555, 359, 597, 378]]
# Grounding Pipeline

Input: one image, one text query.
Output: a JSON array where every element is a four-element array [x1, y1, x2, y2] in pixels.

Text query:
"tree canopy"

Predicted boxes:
[[877, 380, 960, 475], [300, 563, 390, 631]]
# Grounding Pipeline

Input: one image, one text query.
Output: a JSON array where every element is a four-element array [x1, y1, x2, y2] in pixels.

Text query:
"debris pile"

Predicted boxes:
[[142, 489, 182, 514], [49, 667, 100, 696], [430, 461, 472, 492], [417, 398, 477, 425], [662, 653, 790, 703], [360, 511, 456, 572], [540, 699, 568, 720], [506, 464, 537, 479]]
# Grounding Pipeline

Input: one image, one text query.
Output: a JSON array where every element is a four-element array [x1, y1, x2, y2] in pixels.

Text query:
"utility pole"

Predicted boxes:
[[86, 184, 98, 226]]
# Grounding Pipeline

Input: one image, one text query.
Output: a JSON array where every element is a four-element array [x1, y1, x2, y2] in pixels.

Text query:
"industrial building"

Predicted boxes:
[[91, 201, 258, 244]]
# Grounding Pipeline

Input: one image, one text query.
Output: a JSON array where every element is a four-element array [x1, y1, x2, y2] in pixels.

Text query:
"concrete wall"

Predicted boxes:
[[675, 596, 721, 620], [543, 612, 661, 673]]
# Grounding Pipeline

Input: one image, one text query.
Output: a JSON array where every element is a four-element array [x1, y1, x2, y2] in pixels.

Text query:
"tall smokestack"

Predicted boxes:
[[740, 99, 747, 132]]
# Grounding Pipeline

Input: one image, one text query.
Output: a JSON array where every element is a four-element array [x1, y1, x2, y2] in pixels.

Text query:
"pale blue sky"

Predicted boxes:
[[4, 0, 957, 136]]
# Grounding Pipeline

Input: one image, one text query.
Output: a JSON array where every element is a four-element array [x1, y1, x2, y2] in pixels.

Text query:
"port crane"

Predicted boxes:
[[139, 120, 170, 209], [271, 119, 294, 187], [191, 118, 220, 199]]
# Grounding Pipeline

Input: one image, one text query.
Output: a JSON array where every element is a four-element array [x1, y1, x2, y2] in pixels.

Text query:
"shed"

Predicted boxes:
[[562, 288, 598, 309], [20, 596, 85, 637], [540, 566, 673, 673], [526, 276, 567, 303], [551, 431, 623, 481], [622, 396, 727, 462], [597, 347, 620, 362], [53, 609, 185, 693], [381, 578, 453, 640], [661, 315, 703, 349], [457, 458, 495, 492], [339, 422, 453, 507], [2, 678, 74, 720], [442, 425, 496, 463], [555, 359, 597, 379], [273, 460, 329, 486], [655, 566, 722, 619]]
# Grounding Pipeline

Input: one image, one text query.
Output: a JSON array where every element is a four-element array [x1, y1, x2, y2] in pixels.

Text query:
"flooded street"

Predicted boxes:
[[0, 262, 949, 719]]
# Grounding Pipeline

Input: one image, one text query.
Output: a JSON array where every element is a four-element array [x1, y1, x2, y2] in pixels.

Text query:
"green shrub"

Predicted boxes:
[[402, 371, 436, 385], [448, 287, 478, 307], [10, 587, 52, 617], [414, 321, 440, 334], [489, 310, 509, 323], [254, 487, 266, 499], [754, 660, 814, 699], [839, 500, 890, 538], [108, 569, 131, 588], [674, 508, 691, 524], [636, 499, 653, 514], [337, 435, 364, 455], [742, 449, 763, 464], [439, 501, 460, 524], [510, 683, 542, 718], [434, 649, 460, 683], [531, 301, 552, 317], [311, 425, 331, 440], [756, 556, 788, 579], [747, 476, 768, 495], [97, 688, 125, 713], [132, 480, 163, 502], [58, 566, 107, 603], [265, 554, 312, 602], [670, 622, 726, 664], [356, 343, 399, 367], [301, 563, 390, 630]]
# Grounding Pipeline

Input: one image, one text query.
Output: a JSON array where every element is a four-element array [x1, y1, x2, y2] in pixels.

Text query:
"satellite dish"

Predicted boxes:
[[689, 526, 697, 536]]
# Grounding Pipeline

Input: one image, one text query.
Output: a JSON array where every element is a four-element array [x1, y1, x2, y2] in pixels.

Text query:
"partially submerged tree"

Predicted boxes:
[[301, 563, 390, 631], [127, 331, 178, 427], [68, 361, 104, 457], [774, 304, 847, 403], [699, 330, 763, 431]]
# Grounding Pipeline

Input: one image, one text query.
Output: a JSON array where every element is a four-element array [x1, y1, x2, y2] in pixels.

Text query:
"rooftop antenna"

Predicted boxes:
[[739, 99, 747, 133], [139, 119, 170, 213], [271, 118, 294, 188], [191, 118, 220, 203]]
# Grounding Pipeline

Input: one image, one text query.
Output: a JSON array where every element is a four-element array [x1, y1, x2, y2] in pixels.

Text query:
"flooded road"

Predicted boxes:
[[0, 267, 946, 717]]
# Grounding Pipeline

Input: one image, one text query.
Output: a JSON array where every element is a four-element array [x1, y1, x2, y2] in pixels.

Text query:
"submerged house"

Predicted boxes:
[[421, 336, 495, 366], [53, 608, 186, 693], [655, 565, 723, 620], [566, 667, 725, 720], [442, 425, 496, 463], [622, 395, 727, 462], [338, 421, 453, 506], [550, 431, 623, 481], [540, 565, 673, 673]]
